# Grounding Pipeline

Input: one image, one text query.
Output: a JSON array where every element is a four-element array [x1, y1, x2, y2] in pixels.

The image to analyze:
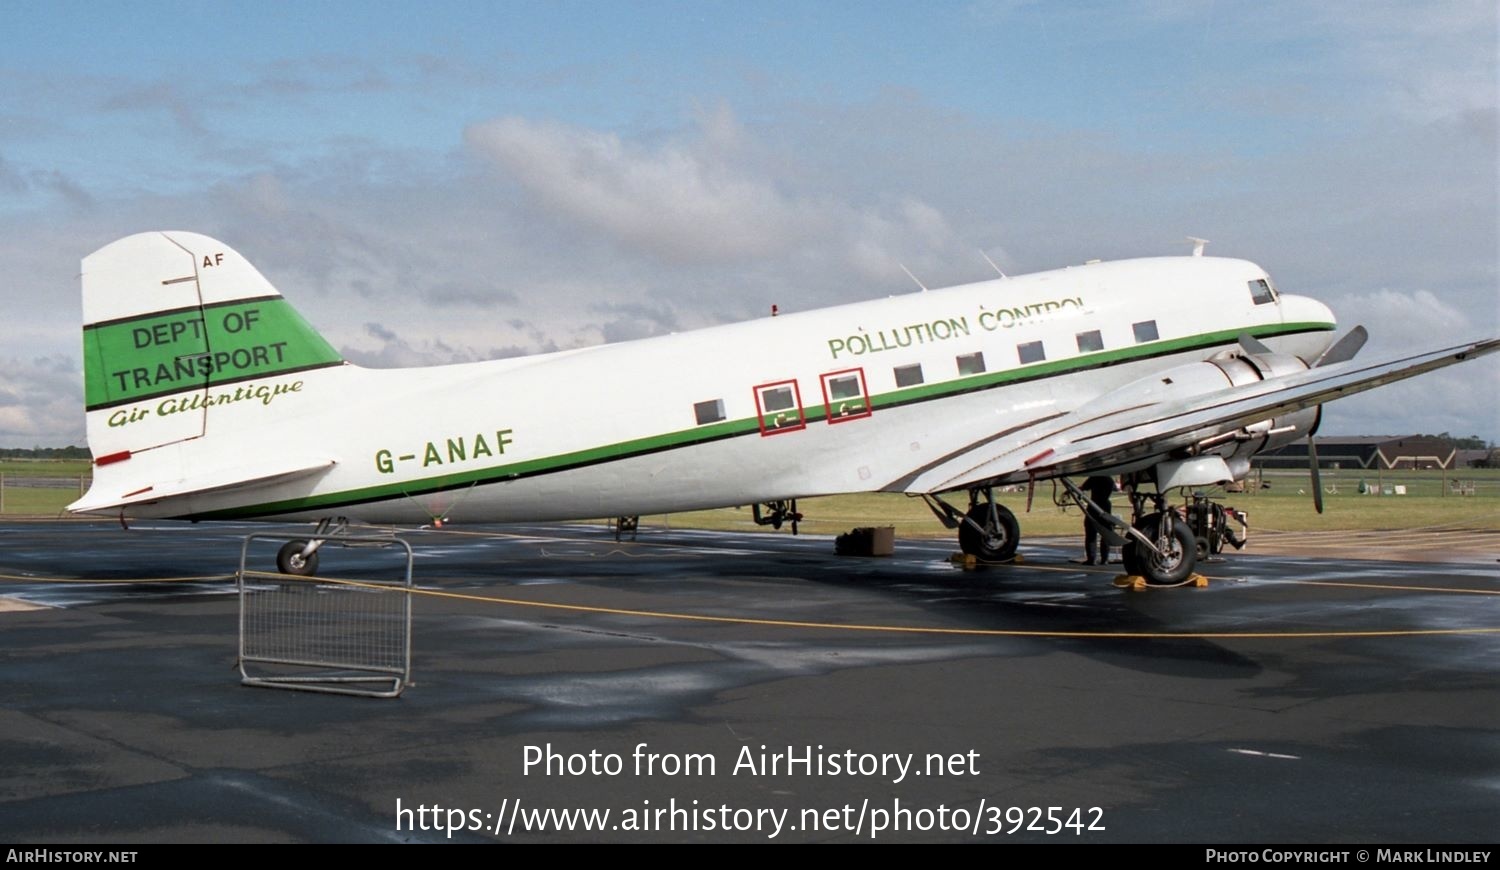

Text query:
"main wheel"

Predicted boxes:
[[276, 540, 319, 576], [1122, 513, 1195, 585], [958, 503, 1020, 562]]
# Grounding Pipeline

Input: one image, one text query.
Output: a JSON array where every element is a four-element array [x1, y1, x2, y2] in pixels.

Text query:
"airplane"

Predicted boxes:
[[68, 231, 1497, 584]]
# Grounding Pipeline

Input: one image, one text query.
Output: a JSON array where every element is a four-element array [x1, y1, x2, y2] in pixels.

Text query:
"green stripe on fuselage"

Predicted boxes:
[[186, 321, 1334, 520], [83, 298, 342, 410]]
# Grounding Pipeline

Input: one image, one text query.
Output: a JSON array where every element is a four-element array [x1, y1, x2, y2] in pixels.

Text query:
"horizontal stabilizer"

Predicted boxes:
[[69, 457, 336, 514]]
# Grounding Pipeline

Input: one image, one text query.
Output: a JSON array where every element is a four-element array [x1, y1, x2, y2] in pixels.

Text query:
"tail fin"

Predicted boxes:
[[79, 231, 343, 464]]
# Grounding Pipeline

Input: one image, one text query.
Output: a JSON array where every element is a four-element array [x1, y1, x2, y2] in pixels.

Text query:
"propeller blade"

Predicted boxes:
[[1238, 333, 1273, 356], [1314, 325, 1369, 367], [1309, 437, 1324, 514]]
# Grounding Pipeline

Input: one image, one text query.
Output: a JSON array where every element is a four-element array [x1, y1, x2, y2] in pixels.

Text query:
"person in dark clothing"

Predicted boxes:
[[1081, 475, 1117, 565]]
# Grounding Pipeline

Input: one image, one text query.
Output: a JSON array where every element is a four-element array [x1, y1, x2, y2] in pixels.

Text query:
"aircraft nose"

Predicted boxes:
[[1278, 294, 1339, 362], [1280, 293, 1336, 329]]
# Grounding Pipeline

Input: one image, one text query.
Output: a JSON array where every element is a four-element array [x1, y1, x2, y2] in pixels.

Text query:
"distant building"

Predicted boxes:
[[1258, 435, 1457, 470]]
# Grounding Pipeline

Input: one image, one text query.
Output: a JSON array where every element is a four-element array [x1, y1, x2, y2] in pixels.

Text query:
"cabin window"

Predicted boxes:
[[754, 380, 806, 435], [1249, 279, 1275, 305], [821, 368, 872, 423], [693, 398, 725, 425], [956, 352, 986, 376], [1075, 330, 1103, 353], [893, 363, 924, 387], [1132, 320, 1159, 343], [1017, 341, 1045, 364]]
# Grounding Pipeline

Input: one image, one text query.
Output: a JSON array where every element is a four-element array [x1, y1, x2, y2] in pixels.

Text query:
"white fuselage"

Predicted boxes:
[[84, 256, 1336, 523]]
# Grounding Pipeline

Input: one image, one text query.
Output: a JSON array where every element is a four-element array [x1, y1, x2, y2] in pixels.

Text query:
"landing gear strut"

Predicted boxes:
[[1119, 503, 1196, 585], [276, 540, 319, 576], [1059, 481, 1198, 586], [752, 499, 802, 534], [959, 487, 1020, 562], [922, 486, 1020, 562]]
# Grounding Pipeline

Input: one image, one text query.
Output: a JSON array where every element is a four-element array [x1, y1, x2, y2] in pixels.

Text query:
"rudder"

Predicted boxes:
[[80, 231, 344, 461]]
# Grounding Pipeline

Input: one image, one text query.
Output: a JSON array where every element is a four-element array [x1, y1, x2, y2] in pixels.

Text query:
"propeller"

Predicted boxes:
[[1237, 326, 1366, 514], [1308, 436, 1324, 514], [1302, 326, 1366, 514], [1313, 325, 1368, 368], [1238, 333, 1273, 356]]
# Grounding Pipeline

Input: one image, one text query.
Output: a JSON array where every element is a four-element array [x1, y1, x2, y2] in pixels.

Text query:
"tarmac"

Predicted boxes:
[[1, 519, 1497, 843]]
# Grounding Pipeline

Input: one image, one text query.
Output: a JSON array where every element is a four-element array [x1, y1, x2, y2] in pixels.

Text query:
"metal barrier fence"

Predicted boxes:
[[0, 474, 89, 513], [237, 533, 414, 698]]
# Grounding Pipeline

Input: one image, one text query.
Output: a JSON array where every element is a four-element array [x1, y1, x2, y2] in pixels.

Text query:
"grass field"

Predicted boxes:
[[0, 459, 92, 477], [0, 460, 92, 516], [632, 468, 1500, 537], [4, 462, 1496, 533]]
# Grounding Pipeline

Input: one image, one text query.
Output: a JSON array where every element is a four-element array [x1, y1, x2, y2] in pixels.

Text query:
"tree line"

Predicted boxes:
[[0, 446, 92, 460]]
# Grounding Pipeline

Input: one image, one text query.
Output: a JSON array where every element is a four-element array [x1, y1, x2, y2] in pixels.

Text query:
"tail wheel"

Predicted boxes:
[[958, 504, 1020, 562], [1122, 513, 1196, 585], [276, 540, 319, 576]]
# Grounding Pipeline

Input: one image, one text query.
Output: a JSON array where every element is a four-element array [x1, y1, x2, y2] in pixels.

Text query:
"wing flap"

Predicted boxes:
[[902, 338, 1498, 493]]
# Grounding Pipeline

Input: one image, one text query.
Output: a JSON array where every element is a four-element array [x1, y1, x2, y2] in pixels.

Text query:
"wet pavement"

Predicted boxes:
[[1, 519, 1496, 843]]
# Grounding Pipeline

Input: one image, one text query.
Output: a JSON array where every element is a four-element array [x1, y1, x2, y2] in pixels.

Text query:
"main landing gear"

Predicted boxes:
[[1117, 500, 1196, 586], [613, 515, 640, 542], [922, 486, 1020, 563], [1057, 480, 1241, 586], [921, 475, 1249, 584]]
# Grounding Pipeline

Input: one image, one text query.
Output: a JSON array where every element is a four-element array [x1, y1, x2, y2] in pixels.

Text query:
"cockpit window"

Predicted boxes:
[[1248, 278, 1276, 305]]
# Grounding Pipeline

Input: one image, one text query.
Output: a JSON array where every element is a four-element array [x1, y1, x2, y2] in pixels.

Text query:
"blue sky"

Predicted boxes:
[[5, 3, 1368, 185], [1, 0, 1496, 445]]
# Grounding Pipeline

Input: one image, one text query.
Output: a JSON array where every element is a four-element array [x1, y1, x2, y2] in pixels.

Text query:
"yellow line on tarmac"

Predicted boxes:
[[976, 559, 1500, 597], [252, 572, 1500, 641], [1281, 579, 1500, 596]]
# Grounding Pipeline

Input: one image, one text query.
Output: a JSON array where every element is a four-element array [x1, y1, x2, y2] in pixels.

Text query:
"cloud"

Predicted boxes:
[[101, 81, 207, 136], [1320, 0, 1497, 125], [0, 154, 94, 209], [0, 355, 84, 445], [1319, 355, 1500, 440], [0, 155, 26, 194], [1329, 288, 1475, 350], [463, 110, 976, 282], [589, 300, 682, 343], [1305, 285, 1499, 438], [426, 280, 519, 308], [364, 322, 398, 343], [465, 115, 812, 262], [344, 323, 486, 369], [0, 74, 1492, 446], [343, 321, 546, 369]]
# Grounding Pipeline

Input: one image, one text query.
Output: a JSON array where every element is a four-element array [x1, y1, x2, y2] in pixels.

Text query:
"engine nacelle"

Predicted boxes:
[[1098, 349, 1310, 412], [1203, 349, 1321, 460], [1097, 348, 1322, 485]]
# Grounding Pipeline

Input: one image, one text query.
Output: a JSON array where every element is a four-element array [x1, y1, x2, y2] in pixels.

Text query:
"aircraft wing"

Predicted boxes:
[[69, 457, 337, 514], [897, 337, 1498, 494]]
